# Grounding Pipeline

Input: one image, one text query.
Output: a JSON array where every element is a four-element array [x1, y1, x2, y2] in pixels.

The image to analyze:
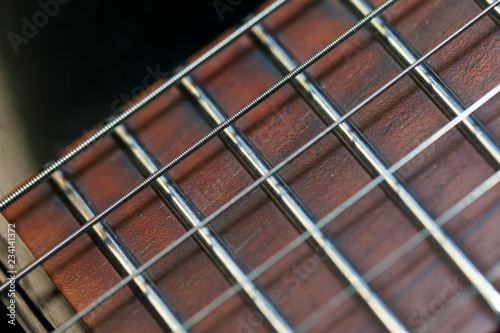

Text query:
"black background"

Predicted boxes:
[[0, 0, 265, 332], [0, 0, 265, 163]]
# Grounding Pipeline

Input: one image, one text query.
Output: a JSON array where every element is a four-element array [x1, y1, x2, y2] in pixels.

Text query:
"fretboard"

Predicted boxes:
[[2, 0, 500, 332]]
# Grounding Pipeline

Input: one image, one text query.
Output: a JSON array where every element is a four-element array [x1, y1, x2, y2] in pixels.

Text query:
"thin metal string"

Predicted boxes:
[[296, 156, 500, 332], [182, 82, 500, 331], [0, 0, 290, 211], [50, 2, 499, 331], [0, 0, 399, 296]]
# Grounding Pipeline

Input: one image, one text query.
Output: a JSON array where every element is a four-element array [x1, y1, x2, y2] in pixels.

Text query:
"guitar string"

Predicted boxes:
[[295, 151, 500, 332], [0, 0, 290, 211], [0, 0, 399, 295], [50, 2, 500, 331], [59, 82, 500, 333], [181, 83, 500, 331], [54, 1, 500, 330]]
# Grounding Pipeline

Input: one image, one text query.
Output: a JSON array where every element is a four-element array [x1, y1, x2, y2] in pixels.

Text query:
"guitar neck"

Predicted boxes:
[[2, 0, 500, 332]]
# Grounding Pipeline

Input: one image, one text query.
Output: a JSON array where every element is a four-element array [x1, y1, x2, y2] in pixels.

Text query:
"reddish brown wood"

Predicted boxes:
[[4, 0, 500, 332]]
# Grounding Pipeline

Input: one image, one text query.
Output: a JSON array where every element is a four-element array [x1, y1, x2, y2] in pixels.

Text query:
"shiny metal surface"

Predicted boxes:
[[0, 0, 291, 211], [0, 214, 89, 333], [0, 2, 399, 295], [250, 23, 500, 316], [180, 76, 407, 332], [182, 82, 500, 332], [50, 171, 185, 333], [50, 5, 499, 330], [112, 125, 294, 333], [342, 0, 500, 170], [475, 0, 500, 25]]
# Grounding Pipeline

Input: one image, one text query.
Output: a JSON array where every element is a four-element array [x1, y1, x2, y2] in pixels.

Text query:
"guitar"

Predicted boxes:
[[1, 0, 500, 331]]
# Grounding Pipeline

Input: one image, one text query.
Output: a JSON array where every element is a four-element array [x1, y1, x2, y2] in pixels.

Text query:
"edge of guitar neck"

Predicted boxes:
[[0, 213, 89, 333]]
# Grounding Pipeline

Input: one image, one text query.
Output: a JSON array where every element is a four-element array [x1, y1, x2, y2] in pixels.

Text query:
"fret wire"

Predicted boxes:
[[112, 125, 294, 333], [48, 3, 499, 331], [179, 76, 406, 331], [297, 166, 500, 333], [250, 22, 500, 316], [181, 82, 500, 333], [0, 0, 399, 297], [474, 0, 500, 25], [342, 0, 500, 170], [0, 0, 291, 211], [50, 171, 186, 332]]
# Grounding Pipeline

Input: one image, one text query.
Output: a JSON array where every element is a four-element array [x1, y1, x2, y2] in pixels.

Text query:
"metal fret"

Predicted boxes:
[[250, 24, 500, 316], [50, 171, 186, 333], [0, 0, 291, 212], [0, 1, 400, 297], [179, 76, 407, 332], [474, 0, 500, 25], [112, 125, 293, 333], [0, 214, 89, 333], [342, 0, 500, 170]]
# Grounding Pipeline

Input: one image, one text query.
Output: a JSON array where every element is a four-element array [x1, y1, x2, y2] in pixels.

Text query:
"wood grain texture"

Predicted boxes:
[[3, 0, 500, 332]]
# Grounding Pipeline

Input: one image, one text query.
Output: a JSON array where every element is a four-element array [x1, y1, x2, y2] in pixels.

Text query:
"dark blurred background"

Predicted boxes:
[[0, 0, 266, 163], [0, 0, 265, 331]]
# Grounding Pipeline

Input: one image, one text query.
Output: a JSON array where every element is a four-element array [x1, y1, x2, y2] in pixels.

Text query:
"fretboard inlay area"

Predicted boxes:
[[2, 0, 499, 332]]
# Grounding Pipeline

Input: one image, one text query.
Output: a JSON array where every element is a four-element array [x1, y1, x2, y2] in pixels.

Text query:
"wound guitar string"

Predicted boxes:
[[180, 83, 500, 332], [0, 0, 400, 295], [0, 0, 290, 211], [49, 1, 500, 331]]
